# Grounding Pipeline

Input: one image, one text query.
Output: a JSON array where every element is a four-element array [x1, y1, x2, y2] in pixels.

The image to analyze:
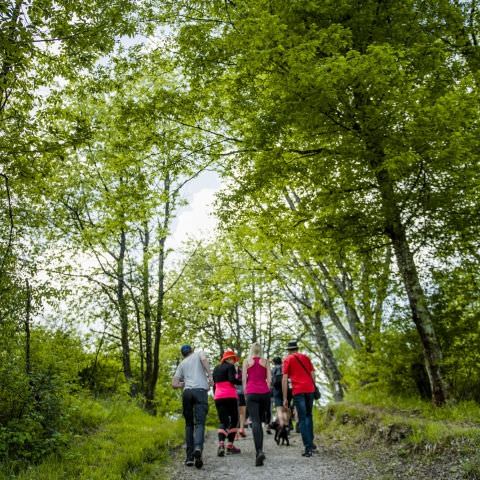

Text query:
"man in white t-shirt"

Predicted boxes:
[[172, 344, 213, 469]]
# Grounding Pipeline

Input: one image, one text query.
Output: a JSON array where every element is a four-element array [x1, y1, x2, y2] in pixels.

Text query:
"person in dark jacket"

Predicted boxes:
[[271, 356, 290, 429], [213, 349, 242, 456], [235, 362, 247, 438]]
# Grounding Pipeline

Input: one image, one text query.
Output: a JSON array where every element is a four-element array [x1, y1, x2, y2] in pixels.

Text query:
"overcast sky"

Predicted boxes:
[[166, 170, 221, 264]]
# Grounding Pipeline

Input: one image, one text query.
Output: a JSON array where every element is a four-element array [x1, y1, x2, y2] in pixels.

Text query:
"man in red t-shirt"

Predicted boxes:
[[282, 340, 316, 457]]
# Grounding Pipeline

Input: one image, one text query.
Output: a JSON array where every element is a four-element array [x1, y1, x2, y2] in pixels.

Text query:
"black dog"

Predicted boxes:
[[269, 420, 290, 446]]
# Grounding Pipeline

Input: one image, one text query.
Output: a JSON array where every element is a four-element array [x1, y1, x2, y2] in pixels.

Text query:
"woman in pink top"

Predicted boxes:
[[213, 349, 242, 456], [243, 342, 271, 467]]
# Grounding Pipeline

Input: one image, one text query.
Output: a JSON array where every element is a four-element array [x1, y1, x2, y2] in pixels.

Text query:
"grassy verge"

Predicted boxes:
[[316, 395, 480, 479], [346, 390, 480, 424], [0, 398, 183, 480]]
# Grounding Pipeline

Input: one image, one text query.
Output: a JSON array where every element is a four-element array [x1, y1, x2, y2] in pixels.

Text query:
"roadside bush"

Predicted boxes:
[[339, 325, 426, 400], [0, 328, 90, 465], [78, 357, 126, 397], [1, 399, 183, 480], [431, 266, 480, 403]]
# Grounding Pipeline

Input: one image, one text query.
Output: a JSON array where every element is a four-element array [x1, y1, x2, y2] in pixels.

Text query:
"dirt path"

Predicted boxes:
[[167, 428, 374, 480]]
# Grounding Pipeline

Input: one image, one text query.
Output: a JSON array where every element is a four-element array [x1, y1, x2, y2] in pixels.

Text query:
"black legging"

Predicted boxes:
[[215, 397, 239, 443], [246, 393, 271, 454]]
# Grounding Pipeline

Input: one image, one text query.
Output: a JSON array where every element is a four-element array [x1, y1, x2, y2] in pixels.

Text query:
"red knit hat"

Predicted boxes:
[[220, 349, 239, 363]]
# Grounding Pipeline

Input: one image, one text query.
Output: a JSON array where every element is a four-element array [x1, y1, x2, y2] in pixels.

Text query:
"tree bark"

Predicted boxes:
[[310, 310, 344, 401], [290, 296, 344, 402], [316, 260, 362, 345], [375, 164, 448, 405], [116, 227, 134, 394], [266, 293, 273, 358], [251, 273, 257, 342], [310, 274, 358, 349], [131, 286, 144, 392], [373, 245, 391, 334], [0, 0, 23, 112], [234, 304, 242, 357], [145, 174, 171, 413], [0, 174, 14, 277], [141, 221, 152, 399], [25, 279, 31, 376]]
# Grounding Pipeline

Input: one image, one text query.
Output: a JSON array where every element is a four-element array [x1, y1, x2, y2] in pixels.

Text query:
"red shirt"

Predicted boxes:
[[283, 353, 315, 395]]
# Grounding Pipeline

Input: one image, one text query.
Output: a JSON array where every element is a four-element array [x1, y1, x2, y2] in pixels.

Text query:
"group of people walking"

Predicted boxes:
[[172, 340, 318, 469]]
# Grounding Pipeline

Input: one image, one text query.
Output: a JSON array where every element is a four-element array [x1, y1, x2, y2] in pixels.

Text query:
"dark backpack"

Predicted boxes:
[[272, 365, 282, 389]]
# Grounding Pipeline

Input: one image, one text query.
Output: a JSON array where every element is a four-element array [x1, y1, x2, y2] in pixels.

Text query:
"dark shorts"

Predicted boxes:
[[272, 388, 293, 408], [273, 390, 283, 407], [238, 393, 246, 407]]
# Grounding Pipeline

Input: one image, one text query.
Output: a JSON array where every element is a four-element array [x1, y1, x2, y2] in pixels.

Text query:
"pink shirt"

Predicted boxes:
[[245, 357, 270, 395], [214, 381, 238, 400]]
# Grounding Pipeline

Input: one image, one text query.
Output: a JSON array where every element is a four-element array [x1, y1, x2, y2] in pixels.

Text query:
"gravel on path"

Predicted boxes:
[[168, 428, 371, 480]]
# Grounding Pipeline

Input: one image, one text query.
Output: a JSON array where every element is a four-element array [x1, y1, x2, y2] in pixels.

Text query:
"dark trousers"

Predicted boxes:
[[246, 392, 271, 454], [264, 391, 272, 424], [293, 392, 314, 451], [215, 397, 239, 442], [182, 388, 208, 458]]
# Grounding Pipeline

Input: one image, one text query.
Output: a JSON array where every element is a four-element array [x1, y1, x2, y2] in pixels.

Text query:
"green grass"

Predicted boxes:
[[461, 453, 480, 479], [318, 393, 480, 449], [314, 392, 480, 479], [345, 389, 480, 424], [0, 398, 183, 480]]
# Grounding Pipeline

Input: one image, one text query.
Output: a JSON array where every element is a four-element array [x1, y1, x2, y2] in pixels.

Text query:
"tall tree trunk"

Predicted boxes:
[[308, 269, 358, 350], [213, 314, 225, 356], [132, 291, 144, 392], [234, 304, 242, 357], [25, 279, 31, 376], [145, 174, 171, 413], [290, 296, 344, 402], [117, 227, 134, 394], [317, 260, 362, 343], [375, 164, 448, 405], [0, 0, 23, 112], [310, 310, 344, 401], [372, 245, 391, 340], [251, 274, 257, 342], [266, 294, 273, 359], [0, 174, 14, 277], [141, 221, 152, 398]]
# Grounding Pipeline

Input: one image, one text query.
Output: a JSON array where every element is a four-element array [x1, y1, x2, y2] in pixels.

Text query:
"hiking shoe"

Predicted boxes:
[[193, 449, 203, 469], [184, 457, 194, 467], [226, 445, 241, 455], [217, 444, 225, 457], [255, 451, 266, 466], [312, 443, 319, 453], [266, 428, 272, 435], [302, 449, 313, 457]]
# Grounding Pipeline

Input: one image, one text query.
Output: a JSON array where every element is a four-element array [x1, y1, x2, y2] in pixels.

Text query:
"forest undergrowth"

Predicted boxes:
[[0, 397, 182, 480], [317, 394, 480, 480]]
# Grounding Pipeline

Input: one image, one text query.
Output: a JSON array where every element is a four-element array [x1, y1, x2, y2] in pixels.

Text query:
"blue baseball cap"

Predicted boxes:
[[180, 344, 192, 357]]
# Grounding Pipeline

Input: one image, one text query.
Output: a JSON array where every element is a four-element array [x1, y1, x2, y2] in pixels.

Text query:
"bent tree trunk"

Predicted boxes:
[[310, 310, 344, 401], [375, 165, 448, 405]]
